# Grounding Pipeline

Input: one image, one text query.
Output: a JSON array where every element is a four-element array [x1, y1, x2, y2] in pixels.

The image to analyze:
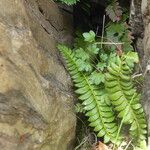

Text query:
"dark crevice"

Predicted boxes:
[[37, 4, 59, 32], [45, 19, 59, 31], [73, 0, 130, 35], [59, 6, 73, 15], [73, 0, 106, 35], [38, 5, 44, 15]]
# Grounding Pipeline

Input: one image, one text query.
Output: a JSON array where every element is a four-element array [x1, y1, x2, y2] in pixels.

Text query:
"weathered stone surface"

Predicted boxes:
[[142, 0, 150, 147], [129, 0, 144, 59], [129, 0, 150, 147], [0, 0, 76, 149], [142, 0, 150, 131]]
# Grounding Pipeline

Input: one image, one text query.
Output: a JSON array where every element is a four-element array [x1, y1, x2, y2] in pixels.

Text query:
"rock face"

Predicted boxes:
[[141, 0, 150, 145], [130, 0, 150, 146], [0, 0, 76, 149], [130, 0, 144, 59]]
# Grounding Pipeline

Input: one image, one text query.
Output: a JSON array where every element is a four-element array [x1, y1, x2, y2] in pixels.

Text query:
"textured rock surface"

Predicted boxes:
[[130, 0, 150, 146], [141, 0, 150, 146], [0, 0, 76, 149], [129, 0, 144, 59], [142, 0, 150, 132]]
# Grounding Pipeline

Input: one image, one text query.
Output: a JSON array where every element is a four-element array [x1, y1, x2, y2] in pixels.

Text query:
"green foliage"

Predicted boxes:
[[83, 31, 96, 43], [58, 44, 120, 144], [105, 1, 134, 53], [57, 0, 147, 149], [55, 0, 79, 5], [58, 29, 147, 148], [105, 55, 147, 145], [106, 0, 122, 22]]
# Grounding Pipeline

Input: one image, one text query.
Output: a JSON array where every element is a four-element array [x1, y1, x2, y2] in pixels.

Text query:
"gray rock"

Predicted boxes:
[[0, 0, 76, 149], [129, 0, 144, 59], [142, 0, 150, 146]]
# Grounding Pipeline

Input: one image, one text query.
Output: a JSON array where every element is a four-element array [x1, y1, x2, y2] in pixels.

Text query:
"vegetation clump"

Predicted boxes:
[[57, 0, 147, 149]]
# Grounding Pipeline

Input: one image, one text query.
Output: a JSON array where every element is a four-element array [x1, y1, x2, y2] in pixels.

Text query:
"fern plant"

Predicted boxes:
[[58, 30, 147, 149], [57, 0, 147, 149], [105, 55, 147, 146], [58, 44, 120, 144]]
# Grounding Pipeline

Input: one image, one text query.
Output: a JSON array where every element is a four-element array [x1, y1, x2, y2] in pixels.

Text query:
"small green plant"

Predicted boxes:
[[58, 29, 147, 148], [57, 0, 147, 149]]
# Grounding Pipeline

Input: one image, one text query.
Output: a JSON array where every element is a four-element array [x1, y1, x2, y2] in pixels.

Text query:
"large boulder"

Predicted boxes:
[[0, 0, 76, 149]]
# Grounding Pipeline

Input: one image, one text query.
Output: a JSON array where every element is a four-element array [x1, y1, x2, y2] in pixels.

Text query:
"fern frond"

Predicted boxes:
[[58, 44, 120, 144], [105, 56, 147, 144]]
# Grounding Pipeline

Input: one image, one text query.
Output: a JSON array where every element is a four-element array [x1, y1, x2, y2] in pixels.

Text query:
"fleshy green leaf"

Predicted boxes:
[[89, 71, 105, 85], [97, 62, 107, 71], [83, 30, 95, 42], [100, 54, 108, 61], [87, 44, 99, 54], [75, 48, 89, 60]]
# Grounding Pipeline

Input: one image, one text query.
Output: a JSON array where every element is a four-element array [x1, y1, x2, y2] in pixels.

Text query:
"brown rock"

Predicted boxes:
[[142, 0, 150, 146], [0, 0, 76, 149]]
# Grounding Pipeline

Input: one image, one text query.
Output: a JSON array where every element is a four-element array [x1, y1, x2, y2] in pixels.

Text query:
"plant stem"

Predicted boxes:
[[74, 137, 88, 150], [101, 15, 106, 48], [124, 139, 133, 150], [96, 42, 124, 45]]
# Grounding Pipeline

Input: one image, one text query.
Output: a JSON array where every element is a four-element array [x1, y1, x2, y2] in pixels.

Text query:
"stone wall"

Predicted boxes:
[[0, 0, 76, 149]]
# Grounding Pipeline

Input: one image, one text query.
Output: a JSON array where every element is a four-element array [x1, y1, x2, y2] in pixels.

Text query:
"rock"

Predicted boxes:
[[130, 0, 150, 147], [142, 0, 150, 145], [129, 0, 144, 59], [0, 0, 76, 149]]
